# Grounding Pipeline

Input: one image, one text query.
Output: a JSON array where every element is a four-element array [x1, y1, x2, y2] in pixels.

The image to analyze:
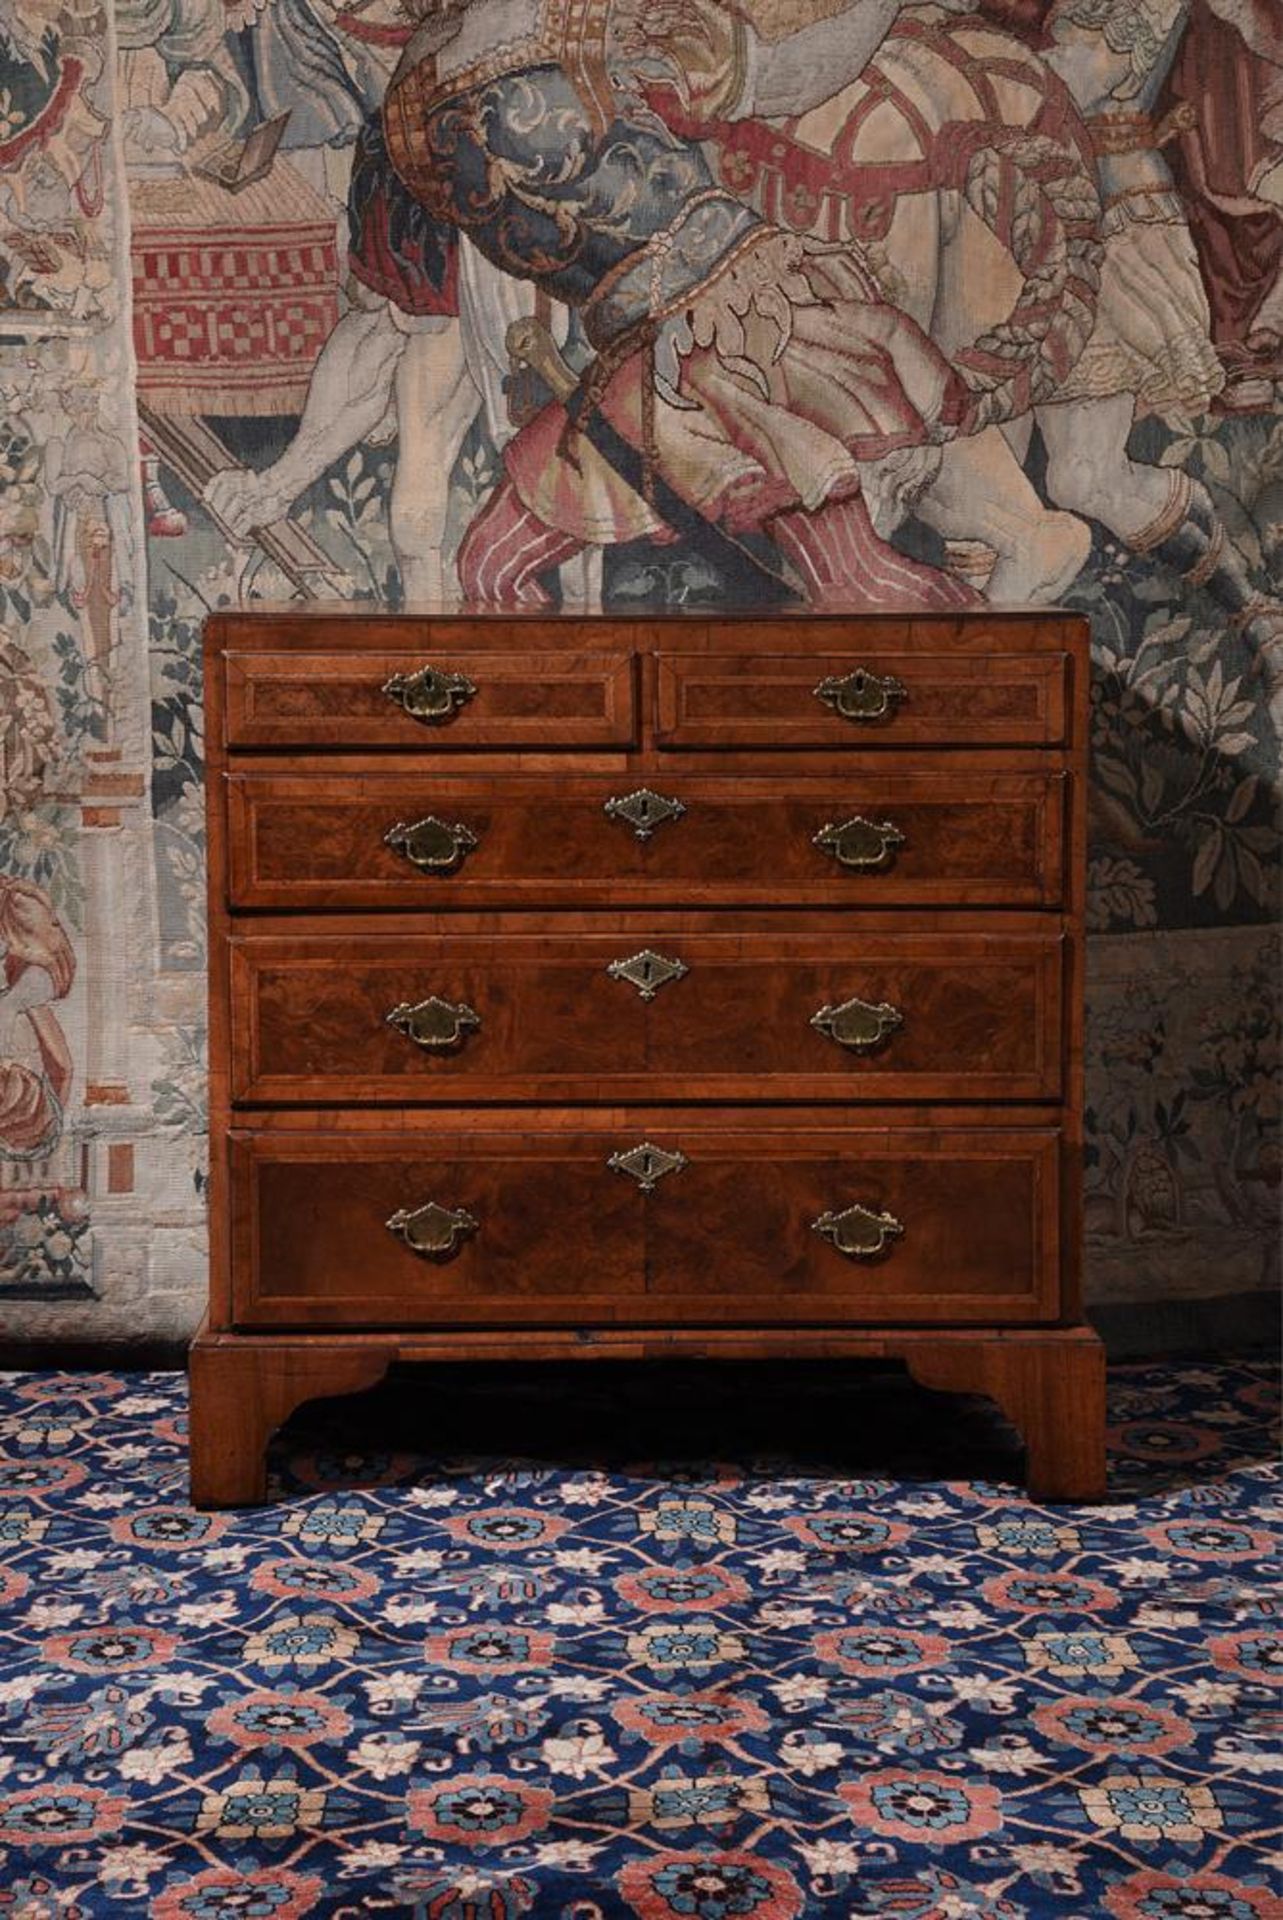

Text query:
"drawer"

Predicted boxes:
[[226, 771, 1067, 910], [232, 1120, 1062, 1327], [229, 929, 1065, 1104], [657, 647, 1070, 748], [224, 648, 636, 749]]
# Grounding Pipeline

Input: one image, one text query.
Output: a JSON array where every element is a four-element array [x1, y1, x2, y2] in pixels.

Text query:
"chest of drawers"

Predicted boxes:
[[189, 607, 1105, 1505]]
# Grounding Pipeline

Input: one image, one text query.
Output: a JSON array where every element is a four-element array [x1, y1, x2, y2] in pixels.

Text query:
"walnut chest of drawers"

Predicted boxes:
[[189, 606, 1105, 1505]]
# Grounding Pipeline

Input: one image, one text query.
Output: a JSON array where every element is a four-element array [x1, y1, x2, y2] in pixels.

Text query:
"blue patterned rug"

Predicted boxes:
[[0, 1360, 1277, 1920]]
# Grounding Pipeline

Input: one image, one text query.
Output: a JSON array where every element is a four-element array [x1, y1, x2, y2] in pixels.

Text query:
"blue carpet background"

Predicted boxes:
[[0, 1361, 1277, 1919]]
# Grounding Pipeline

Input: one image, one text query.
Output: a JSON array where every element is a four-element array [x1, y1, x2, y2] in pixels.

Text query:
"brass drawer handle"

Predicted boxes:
[[384, 816, 478, 874], [814, 667, 907, 723], [813, 815, 905, 872], [811, 994, 903, 1053], [382, 662, 476, 723], [386, 995, 481, 1051], [813, 1202, 904, 1260], [604, 787, 686, 841], [606, 950, 688, 1000], [607, 1141, 688, 1192], [386, 1200, 478, 1258]]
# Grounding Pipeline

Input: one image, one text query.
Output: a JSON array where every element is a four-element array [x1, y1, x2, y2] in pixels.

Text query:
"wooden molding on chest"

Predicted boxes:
[[192, 604, 1103, 1507]]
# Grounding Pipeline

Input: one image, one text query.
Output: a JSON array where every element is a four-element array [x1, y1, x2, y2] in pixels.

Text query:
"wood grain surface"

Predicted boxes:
[[229, 927, 1065, 1104], [226, 649, 638, 749], [227, 770, 1067, 910], [230, 1119, 1060, 1327]]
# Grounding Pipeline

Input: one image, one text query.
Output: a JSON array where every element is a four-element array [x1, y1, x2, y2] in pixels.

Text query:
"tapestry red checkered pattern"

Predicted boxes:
[[130, 164, 340, 416]]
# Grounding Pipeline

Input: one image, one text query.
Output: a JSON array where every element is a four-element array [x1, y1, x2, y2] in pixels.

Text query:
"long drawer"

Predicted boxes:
[[228, 928, 1065, 1104], [231, 1120, 1062, 1327], [226, 771, 1067, 910]]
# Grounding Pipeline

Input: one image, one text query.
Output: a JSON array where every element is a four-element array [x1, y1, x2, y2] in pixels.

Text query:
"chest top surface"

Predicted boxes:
[[210, 603, 1081, 648]]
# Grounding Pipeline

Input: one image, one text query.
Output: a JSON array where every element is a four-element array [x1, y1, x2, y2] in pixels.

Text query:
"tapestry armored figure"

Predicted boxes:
[[372, 0, 995, 607]]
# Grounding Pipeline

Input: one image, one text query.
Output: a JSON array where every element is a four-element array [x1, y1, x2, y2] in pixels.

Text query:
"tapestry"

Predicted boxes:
[[0, 0, 1279, 1335], [0, 1359, 1277, 1914]]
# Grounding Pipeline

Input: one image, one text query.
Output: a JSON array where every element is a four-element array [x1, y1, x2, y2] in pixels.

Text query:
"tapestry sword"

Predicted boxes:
[[504, 318, 802, 603]]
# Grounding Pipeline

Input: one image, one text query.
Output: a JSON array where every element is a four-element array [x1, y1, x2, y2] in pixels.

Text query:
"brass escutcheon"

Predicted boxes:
[[812, 1202, 904, 1260], [386, 1200, 479, 1258], [382, 662, 476, 723], [811, 994, 904, 1054], [386, 995, 481, 1051], [606, 950, 688, 1001], [607, 1141, 688, 1192], [604, 788, 687, 841], [384, 816, 479, 874], [814, 666, 907, 723], [813, 815, 905, 871]]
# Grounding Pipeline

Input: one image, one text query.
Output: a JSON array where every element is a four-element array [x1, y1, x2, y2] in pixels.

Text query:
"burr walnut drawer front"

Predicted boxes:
[[226, 772, 1067, 910], [224, 648, 637, 749], [656, 648, 1070, 749], [232, 1122, 1062, 1328], [228, 929, 1065, 1105]]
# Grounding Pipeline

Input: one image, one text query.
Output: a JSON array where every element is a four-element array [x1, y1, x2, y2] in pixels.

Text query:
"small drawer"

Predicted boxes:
[[656, 646, 1070, 748], [228, 929, 1065, 1105], [224, 649, 637, 749], [231, 1119, 1062, 1327], [227, 771, 1067, 910]]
